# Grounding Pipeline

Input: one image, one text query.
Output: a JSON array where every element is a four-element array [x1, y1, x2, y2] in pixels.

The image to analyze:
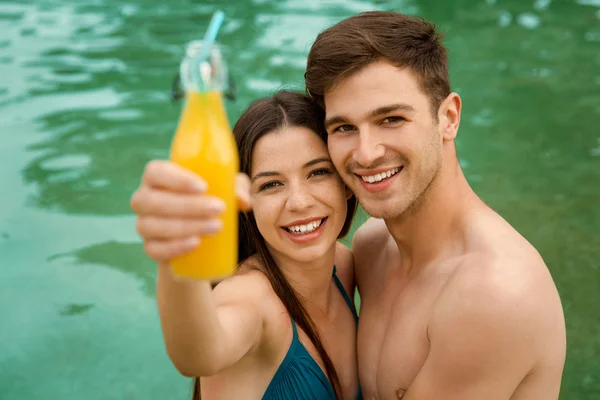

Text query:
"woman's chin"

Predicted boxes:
[[276, 242, 335, 266]]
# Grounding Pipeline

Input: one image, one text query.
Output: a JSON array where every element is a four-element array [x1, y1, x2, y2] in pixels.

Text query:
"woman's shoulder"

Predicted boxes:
[[224, 257, 293, 358], [334, 241, 355, 294], [213, 257, 273, 298]]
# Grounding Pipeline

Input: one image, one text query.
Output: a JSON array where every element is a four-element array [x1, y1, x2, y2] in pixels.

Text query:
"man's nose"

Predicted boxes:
[[355, 128, 385, 168]]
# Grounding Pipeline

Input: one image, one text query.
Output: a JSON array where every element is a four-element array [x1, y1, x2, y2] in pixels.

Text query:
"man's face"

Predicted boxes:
[[323, 61, 445, 220]]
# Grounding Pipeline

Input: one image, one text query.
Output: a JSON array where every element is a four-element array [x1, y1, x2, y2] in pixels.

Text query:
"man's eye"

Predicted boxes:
[[333, 124, 355, 133], [259, 181, 282, 191], [383, 116, 405, 125]]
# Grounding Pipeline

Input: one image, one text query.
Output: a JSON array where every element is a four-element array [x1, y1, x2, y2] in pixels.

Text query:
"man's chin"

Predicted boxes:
[[361, 206, 397, 220], [357, 197, 406, 220]]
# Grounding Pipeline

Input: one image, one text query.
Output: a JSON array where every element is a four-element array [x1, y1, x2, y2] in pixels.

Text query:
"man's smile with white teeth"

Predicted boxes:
[[358, 167, 401, 183]]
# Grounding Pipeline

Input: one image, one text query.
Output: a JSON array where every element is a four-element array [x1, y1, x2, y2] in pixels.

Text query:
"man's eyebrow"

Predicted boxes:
[[324, 115, 350, 130], [325, 103, 416, 129], [368, 103, 415, 118]]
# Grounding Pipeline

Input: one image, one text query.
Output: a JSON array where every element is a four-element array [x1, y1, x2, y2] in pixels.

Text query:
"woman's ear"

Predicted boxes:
[[345, 185, 353, 200], [236, 173, 252, 212]]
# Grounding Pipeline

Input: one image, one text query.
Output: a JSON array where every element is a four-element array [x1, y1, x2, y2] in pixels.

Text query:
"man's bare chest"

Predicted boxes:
[[357, 272, 448, 399]]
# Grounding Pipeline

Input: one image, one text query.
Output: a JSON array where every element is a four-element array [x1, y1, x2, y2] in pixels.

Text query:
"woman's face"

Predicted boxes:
[[249, 126, 348, 265]]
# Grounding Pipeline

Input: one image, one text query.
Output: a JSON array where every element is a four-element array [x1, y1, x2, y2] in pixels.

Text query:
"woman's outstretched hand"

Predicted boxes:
[[130, 160, 251, 263]]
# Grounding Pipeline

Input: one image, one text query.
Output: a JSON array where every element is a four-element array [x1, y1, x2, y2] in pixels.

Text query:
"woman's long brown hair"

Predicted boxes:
[[192, 91, 357, 399]]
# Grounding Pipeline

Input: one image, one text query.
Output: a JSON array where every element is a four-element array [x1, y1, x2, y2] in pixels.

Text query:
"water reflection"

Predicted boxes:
[[58, 303, 95, 316], [10, 1, 331, 215], [48, 241, 158, 296]]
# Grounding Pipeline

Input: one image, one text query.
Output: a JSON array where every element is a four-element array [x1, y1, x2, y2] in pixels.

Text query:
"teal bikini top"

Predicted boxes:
[[261, 266, 362, 400]]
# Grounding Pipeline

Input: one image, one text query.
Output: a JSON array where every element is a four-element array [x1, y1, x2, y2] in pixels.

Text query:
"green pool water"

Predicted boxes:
[[0, 0, 598, 398]]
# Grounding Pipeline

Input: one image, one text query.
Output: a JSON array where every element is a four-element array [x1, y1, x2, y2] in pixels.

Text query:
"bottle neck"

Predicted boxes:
[[180, 40, 228, 94], [183, 90, 229, 128]]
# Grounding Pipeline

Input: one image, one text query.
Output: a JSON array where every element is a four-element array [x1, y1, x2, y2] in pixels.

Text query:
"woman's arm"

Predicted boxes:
[[157, 265, 266, 377], [131, 161, 261, 376]]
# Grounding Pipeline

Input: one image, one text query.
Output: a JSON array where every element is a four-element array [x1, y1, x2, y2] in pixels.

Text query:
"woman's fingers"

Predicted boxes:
[[136, 216, 223, 240], [142, 160, 207, 193], [143, 237, 201, 263], [131, 189, 225, 218], [131, 160, 242, 264]]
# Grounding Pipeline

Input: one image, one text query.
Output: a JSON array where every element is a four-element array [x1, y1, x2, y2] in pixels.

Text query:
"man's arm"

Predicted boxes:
[[404, 260, 538, 400]]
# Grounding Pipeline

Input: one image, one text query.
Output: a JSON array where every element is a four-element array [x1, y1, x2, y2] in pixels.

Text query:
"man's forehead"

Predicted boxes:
[[324, 95, 420, 122], [323, 68, 425, 119]]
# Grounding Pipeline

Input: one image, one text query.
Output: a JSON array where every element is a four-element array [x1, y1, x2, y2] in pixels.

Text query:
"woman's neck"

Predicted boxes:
[[268, 244, 337, 316]]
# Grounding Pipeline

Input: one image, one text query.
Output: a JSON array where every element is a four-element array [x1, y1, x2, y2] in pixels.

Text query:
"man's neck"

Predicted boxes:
[[385, 160, 479, 274]]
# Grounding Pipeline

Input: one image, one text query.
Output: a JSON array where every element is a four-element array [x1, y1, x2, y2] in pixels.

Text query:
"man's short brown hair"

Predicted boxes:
[[305, 11, 451, 116]]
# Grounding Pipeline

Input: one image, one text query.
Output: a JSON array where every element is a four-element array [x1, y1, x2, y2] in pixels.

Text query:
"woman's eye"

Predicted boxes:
[[309, 168, 331, 178], [259, 181, 282, 191]]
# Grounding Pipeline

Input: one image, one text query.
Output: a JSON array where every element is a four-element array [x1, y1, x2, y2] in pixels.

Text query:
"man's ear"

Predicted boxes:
[[438, 92, 462, 141]]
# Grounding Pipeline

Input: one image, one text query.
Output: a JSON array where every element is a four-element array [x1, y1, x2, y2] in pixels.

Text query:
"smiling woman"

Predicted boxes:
[[249, 125, 349, 255], [253, 152, 333, 241], [131, 90, 361, 400]]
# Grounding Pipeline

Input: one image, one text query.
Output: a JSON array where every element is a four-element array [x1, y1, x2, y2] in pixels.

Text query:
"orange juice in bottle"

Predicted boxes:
[[169, 39, 238, 280]]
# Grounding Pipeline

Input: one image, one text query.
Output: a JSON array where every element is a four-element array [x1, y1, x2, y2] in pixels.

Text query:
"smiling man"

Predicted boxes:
[[305, 11, 566, 400]]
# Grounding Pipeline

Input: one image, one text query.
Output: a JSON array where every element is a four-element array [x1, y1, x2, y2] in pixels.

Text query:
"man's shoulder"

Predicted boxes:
[[451, 207, 556, 308], [334, 241, 355, 291], [433, 252, 562, 343], [351, 218, 394, 289], [420, 253, 564, 392], [352, 218, 392, 266], [447, 252, 547, 303], [352, 217, 391, 253]]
